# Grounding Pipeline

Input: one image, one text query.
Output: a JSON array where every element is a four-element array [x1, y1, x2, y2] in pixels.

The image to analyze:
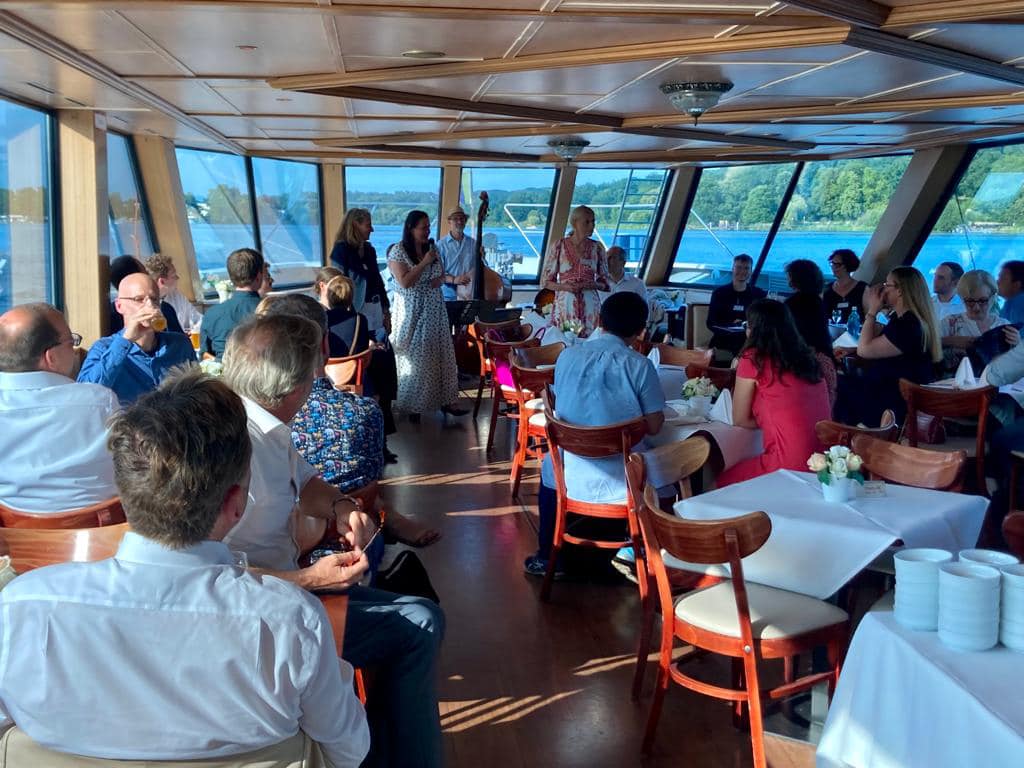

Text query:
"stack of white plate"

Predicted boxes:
[[958, 549, 1020, 569], [894, 549, 952, 630], [1000, 563, 1024, 652], [938, 562, 1002, 651]]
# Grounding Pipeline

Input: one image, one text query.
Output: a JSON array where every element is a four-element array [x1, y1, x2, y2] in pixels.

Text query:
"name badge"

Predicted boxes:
[[861, 480, 887, 498], [838, 302, 849, 309], [732, 304, 744, 312]]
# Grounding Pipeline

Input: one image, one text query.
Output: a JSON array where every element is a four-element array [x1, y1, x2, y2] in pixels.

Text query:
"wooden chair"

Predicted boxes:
[[483, 334, 540, 452], [0, 523, 130, 571], [684, 302, 712, 350], [0, 497, 125, 529], [684, 363, 737, 392], [470, 319, 531, 418], [633, 483, 847, 766], [324, 347, 373, 394], [624, 443, 712, 701], [1004, 512, 1024, 559], [653, 343, 712, 369], [508, 343, 565, 496], [899, 378, 995, 496], [815, 410, 899, 448], [851, 433, 967, 492], [541, 390, 648, 601]]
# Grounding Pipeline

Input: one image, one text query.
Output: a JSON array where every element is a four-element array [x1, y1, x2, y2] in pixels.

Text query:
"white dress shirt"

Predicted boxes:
[[0, 371, 118, 513], [932, 293, 964, 320], [223, 397, 318, 570], [0, 532, 369, 766], [605, 273, 647, 301]]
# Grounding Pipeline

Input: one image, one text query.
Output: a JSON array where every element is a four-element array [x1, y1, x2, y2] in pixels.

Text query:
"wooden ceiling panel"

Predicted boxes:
[[346, 99, 460, 117], [337, 16, 530, 61], [903, 106, 1024, 124], [11, 8, 154, 54], [520, 20, 724, 57], [120, 8, 337, 76], [487, 60, 664, 100], [336, 119, 454, 134], [250, 115, 353, 131], [197, 115, 266, 137], [373, 74, 493, 100], [210, 82, 351, 115], [3, 52, 146, 110], [907, 24, 1024, 63], [353, 0, 545, 8], [129, 77, 238, 112], [88, 51, 187, 77], [692, 44, 851, 64], [888, 73, 1023, 100]]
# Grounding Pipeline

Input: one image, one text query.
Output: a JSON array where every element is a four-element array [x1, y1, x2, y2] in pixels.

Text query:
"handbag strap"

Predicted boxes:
[[348, 314, 362, 357]]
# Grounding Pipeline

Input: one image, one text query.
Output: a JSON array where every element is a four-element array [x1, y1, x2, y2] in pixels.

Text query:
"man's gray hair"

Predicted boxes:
[[222, 314, 321, 409], [0, 303, 60, 372], [256, 293, 328, 335]]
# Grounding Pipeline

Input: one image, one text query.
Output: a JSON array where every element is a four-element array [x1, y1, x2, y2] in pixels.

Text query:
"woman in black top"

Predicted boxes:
[[323, 274, 371, 358], [835, 266, 941, 426], [822, 249, 868, 324]]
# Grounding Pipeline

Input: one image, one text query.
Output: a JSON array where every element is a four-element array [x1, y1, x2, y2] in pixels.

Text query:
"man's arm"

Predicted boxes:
[[256, 548, 369, 592], [77, 336, 129, 388], [299, 474, 373, 548], [984, 342, 1024, 387]]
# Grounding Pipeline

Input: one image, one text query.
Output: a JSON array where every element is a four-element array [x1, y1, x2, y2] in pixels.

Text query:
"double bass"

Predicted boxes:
[[457, 190, 508, 303]]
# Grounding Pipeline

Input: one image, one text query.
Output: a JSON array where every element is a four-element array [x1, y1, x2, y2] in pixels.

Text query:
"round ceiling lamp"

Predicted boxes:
[[548, 137, 590, 162], [659, 81, 733, 124]]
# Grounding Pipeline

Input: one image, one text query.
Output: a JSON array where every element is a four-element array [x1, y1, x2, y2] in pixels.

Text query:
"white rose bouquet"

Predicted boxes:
[[682, 376, 719, 400], [199, 359, 224, 377], [560, 319, 584, 336], [203, 273, 234, 298], [808, 445, 865, 485]]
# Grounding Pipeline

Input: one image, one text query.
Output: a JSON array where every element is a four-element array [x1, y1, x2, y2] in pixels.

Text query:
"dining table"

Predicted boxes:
[[669, 470, 989, 599], [817, 606, 1024, 768]]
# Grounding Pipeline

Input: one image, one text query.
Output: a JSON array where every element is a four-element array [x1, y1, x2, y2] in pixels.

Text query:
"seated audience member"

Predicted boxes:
[[604, 246, 647, 300], [0, 369, 370, 766], [717, 299, 831, 486], [940, 269, 1014, 374], [524, 292, 665, 577], [324, 274, 371, 358], [999, 260, 1024, 324], [0, 303, 118, 512], [822, 248, 867, 323], [932, 261, 965, 320], [314, 265, 343, 307], [78, 273, 195, 404], [220, 313, 444, 768], [784, 259, 837, 406], [108, 255, 183, 335], [835, 266, 941, 427], [145, 252, 202, 333], [706, 253, 766, 357], [200, 247, 267, 359]]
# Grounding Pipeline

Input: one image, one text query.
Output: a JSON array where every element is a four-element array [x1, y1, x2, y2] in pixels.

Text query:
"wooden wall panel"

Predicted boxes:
[[321, 162, 344, 259], [439, 163, 462, 238]]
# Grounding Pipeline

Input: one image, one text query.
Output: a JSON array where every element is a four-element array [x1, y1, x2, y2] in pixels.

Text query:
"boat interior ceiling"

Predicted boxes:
[[3, 0, 1024, 166]]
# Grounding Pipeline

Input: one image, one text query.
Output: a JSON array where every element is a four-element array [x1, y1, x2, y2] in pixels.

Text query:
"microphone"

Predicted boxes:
[[427, 237, 436, 251]]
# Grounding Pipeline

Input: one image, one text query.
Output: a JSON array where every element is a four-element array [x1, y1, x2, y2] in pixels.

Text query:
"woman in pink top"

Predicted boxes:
[[717, 299, 832, 487]]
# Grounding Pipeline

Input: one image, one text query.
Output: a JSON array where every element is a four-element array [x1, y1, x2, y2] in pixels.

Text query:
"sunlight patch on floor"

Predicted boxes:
[[440, 691, 583, 733], [446, 505, 523, 518], [380, 470, 509, 486]]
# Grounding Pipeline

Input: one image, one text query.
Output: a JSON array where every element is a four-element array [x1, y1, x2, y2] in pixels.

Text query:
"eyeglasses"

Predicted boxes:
[[829, 260, 844, 267], [49, 332, 82, 350], [964, 297, 993, 307], [882, 282, 898, 289], [120, 294, 160, 306]]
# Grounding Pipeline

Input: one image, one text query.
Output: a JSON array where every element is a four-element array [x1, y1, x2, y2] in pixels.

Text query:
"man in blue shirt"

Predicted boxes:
[[437, 207, 475, 301], [200, 248, 267, 359], [998, 260, 1024, 324], [524, 291, 665, 577], [78, 273, 195, 403]]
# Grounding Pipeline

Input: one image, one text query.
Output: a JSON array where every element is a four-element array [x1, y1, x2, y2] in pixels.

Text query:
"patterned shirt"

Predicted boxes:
[[291, 378, 384, 493]]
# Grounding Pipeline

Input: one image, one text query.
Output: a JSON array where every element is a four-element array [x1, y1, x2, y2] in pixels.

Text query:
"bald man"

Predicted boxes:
[[603, 246, 647, 301], [0, 303, 118, 512], [78, 273, 195, 403]]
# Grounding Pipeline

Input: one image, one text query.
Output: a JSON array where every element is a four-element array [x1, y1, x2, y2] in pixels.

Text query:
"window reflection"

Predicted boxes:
[[108, 133, 154, 260], [252, 157, 322, 286]]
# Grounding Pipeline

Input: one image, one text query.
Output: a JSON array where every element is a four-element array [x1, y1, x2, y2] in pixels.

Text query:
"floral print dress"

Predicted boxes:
[[540, 236, 609, 337]]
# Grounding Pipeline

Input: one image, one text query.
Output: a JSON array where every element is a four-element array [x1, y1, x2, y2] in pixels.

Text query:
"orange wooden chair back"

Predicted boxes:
[[815, 415, 899, 448], [684, 363, 737, 392], [655, 344, 712, 369], [471, 319, 530, 370], [1004, 512, 1024, 560], [0, 497, 125, 529], [510, 343, 564, 395], [899, 378, 994, 493], [0, 522, 130, 572], [851, 433, 967, 492], [325, 347, 373, 393]]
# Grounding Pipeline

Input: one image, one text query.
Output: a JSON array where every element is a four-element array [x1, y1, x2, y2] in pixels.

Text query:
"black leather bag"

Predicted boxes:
[[375, 550, 440, 604]]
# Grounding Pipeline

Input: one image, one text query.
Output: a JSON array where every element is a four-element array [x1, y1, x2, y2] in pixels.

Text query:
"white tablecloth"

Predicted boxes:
[[817, 610, 1024, 768], [669, 470, 988, 599], [649, 419, 763, 472]]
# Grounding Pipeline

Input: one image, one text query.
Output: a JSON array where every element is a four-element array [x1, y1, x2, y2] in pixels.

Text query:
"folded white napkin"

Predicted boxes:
[[833, 331, 858, 348], [708, 388, 734, 425], [647, 346, 660, 366], [954, 356, 982, 389], [540, 326, 567, 347]]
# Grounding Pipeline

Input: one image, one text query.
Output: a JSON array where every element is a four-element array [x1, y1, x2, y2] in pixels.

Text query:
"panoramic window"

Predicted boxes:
[[766, 156, 910, 291], [252, 157, 322, 286], [107, 133, 154, 261], [917, 142, 1024, 283], [669, 163, 797, 287], [344, 166, 441, 266], [570, 168, 668, 274], [175, 147, 256, 280], [459, 167, 558, 282], [0, 97, 56, 314]]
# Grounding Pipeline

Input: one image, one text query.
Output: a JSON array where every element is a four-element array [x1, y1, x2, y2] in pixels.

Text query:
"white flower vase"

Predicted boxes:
[[217, 288, 231, 303], [687, 395, 712, 416], [821, 475, 854, 503]]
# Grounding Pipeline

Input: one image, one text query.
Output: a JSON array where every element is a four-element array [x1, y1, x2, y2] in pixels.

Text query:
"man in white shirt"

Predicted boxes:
[[437, 206, 475, 301], [932, 261, 965, 320], [603, 245, 647, 301], [0, 369, 370, 766], [222, 313, 445, 768], [145, 252, 203, 333], [0, 303, 118, 513]]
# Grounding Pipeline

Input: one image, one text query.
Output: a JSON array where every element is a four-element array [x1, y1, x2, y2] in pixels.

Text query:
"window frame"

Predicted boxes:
[[0, 90, 61, 311], [107, 130, 159, 258]]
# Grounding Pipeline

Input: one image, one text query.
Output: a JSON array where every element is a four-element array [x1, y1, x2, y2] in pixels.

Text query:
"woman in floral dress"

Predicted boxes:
[[540, 205, 610, 336], [387, 210, 465, 420]]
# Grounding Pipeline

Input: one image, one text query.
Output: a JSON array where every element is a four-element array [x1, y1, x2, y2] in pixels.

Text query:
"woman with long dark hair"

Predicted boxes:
[[785, 258, 837, 407], [387, 210, 464, 420], [716, 299, 832, 486]]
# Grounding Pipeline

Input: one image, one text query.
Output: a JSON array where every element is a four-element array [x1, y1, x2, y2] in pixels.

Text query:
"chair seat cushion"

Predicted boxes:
[[674, 581, 848, 640], [524, 397, 544, 411], [528, 412, 547, 427]]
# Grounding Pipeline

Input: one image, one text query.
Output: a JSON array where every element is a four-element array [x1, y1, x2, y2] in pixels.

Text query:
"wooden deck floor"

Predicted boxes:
[[382, 397, 816, 768]]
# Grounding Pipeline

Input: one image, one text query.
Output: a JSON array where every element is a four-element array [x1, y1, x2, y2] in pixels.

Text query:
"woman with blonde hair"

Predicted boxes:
[[539, 204, 609, 336], [313, 265, 342, 307], [940, 269, 1016, 373], [324, 274, 370, 359], [836, 265, 941, 426]]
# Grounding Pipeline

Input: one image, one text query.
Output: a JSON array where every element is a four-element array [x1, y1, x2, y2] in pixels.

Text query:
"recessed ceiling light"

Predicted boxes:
[[402, 50, 446, 59], [236, 44, 259, 52]]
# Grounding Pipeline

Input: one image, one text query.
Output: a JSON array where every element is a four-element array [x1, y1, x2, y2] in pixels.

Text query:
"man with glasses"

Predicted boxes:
[[79, 273, 195, 403], [0, 303, 118, 513], [706, 253, 766, 358]]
